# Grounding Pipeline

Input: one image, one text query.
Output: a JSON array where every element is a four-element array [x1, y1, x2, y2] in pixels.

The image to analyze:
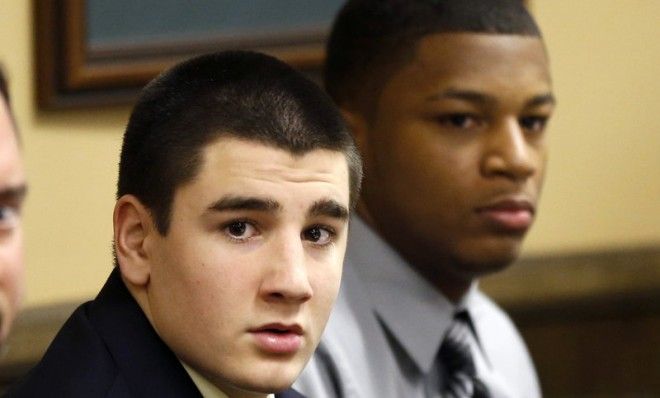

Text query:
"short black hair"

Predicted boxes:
[[325, 0, 542, 112], [118, 50, 362, 235]]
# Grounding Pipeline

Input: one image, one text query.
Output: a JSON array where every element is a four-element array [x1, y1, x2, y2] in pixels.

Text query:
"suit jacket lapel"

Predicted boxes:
[[90, 268, 202, 397]]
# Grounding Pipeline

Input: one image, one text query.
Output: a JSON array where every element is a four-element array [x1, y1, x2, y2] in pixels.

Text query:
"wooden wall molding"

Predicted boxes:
[[481, 245, 660, 321], [34, 0, 331, 109], [482, 245, 660, 396]]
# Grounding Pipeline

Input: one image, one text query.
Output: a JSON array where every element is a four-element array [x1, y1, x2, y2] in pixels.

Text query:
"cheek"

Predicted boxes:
[[181, 259, 255, 311], [314, 267, 342, 303], [154, 261, 253, 348], [382, 136, 475, 205], [537, 148, 549, 182], [0, 234, 26, 306], [308, 256, 343, 318], [153, 243, 223, 312]]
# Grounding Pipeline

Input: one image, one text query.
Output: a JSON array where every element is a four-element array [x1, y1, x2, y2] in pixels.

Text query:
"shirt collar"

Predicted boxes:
[[181, 362, 229, 398], [181, 362, 275, 398], [347, 217, 480, 374]]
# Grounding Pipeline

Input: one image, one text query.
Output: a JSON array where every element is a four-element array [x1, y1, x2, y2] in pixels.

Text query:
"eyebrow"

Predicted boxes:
[[427, 89, 494, 105], [206, 195, 349, 221], [427, 89, 556, 108], [207, 195, 280, 213], [525, 93, 556, 108], [308, 199, 349, 221], [0, 184, 28, 203]]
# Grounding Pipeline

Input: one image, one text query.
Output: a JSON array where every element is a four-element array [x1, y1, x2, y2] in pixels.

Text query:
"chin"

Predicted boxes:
[[459, 239, 523, 277], [230, 358, 303, 394], [233, 373, 297, 395]]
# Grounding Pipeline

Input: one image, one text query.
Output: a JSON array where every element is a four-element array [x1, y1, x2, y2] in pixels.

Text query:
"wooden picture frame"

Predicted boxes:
[[34, 1, 531, 109], [34, 0, 341, 109]]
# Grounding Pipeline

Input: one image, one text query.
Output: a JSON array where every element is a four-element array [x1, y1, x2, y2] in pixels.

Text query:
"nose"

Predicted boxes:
[[259, 234, 313, 304], [481, 118, 538, 181]]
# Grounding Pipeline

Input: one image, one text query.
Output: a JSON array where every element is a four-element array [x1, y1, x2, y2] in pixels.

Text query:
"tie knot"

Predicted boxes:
[[440, 313, 476, 376], [454, 310, 471, 324], [438, 311, 491, 397]]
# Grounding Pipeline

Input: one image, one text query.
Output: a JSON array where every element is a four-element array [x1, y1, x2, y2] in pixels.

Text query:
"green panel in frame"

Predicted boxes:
[[34, 0, 344, 109]]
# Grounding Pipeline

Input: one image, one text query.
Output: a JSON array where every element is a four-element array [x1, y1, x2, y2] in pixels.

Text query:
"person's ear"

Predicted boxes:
[[113, 195, 156, 286]]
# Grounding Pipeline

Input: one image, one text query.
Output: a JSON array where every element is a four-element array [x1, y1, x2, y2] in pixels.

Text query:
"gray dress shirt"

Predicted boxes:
[[294, 217, 541, 398]]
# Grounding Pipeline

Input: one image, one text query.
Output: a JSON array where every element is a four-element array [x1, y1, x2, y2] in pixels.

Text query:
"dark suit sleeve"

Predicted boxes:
[[276, 389, 307, 398]]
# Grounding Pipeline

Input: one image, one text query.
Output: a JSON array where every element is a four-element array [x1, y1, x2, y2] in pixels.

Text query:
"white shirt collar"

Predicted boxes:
[[181, 361, 274, 398]]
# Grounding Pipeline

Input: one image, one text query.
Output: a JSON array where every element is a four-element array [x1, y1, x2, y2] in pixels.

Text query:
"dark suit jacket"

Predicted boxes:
[[6, 268, 305, 398]]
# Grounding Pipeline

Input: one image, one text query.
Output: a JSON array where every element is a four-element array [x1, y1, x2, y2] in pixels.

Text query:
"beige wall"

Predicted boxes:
[[1, 2, 128, 306], [0, 1, 658, 307], [527, 0, 660, 253]]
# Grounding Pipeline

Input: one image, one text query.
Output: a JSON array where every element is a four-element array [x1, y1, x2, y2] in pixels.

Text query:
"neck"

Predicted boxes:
[[413, 261, 473, 304], [356, 203, 473, 303]]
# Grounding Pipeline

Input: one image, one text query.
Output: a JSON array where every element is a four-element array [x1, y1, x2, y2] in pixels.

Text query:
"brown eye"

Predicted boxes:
[[437, 113, 482, 130], [227, 222, 246, 237], [519, 116, 548, 133], [223, 221, 258, 242], [302, 226, 334, 246]]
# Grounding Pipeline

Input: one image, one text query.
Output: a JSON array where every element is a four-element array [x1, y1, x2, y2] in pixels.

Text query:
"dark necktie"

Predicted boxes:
[[439, 311, 491, 398]]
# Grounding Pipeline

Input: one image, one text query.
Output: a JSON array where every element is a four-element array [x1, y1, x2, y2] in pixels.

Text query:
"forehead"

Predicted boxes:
[[178, 137, 350, 206], [383, 33, 551, 101]]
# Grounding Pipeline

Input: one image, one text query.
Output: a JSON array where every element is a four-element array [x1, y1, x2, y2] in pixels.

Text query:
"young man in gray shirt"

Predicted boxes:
[[296, 0, 555, 397]]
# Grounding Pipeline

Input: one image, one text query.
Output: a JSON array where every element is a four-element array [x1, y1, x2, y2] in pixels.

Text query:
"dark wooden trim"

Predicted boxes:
[[480, 246, 660, 397], [33, 1, 535, 110], [480, 245, 660, 321], [33, 0, 328, 109], [33, 0, 58, 108]]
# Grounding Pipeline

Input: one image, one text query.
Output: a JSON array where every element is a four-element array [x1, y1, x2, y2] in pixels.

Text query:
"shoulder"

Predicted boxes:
[[5, 302, 125, 397], [295, 260, 397, 397]]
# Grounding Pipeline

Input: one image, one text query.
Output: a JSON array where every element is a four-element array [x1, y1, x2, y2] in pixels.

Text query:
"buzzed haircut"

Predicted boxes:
[[118, 50, 362, 235], [325, 0, 542, 113]]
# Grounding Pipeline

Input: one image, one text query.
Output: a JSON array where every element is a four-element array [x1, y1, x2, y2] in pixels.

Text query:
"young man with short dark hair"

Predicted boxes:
[[8, 51, 362, 398], [296, 1, 555, 397]]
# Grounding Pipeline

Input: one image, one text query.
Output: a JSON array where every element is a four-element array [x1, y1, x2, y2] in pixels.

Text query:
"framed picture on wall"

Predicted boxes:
[[34, 0, 344, 109]]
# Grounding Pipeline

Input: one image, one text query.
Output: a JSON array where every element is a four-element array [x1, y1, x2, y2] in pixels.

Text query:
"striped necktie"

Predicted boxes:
[[439, 311, 491, 398]]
